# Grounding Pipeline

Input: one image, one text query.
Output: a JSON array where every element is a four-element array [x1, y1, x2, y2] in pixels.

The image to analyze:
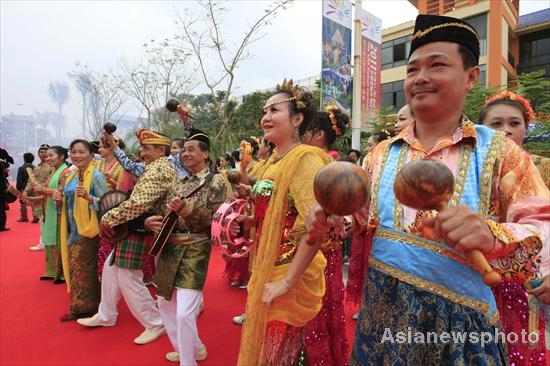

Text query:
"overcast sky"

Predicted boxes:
[[1, 0, 548, 140]]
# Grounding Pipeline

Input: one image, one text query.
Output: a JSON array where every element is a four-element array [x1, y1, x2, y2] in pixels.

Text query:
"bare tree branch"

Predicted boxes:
[[175, 0, 290, 153]]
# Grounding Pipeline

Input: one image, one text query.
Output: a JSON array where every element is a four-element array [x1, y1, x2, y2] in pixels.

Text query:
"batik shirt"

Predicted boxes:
[[154, 168, 226, 299], [113, 147, 188, 179], [102, 156, 176, 228]]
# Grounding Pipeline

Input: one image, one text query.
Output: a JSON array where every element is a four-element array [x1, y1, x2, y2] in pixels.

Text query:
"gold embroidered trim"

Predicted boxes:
[[412, 22, 480, 43], [449, 143, 472, 207], [479, 132, 505, 217], [393, 144, 410, 230], [369, 257, 490, 314], [488, 310, 500, 326], [371, 140, 394, 226], [376, 229, 470, 267]]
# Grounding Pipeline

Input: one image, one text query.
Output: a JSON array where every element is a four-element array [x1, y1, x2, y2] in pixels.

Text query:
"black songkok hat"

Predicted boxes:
[[38, 144, 51, 151], [187, 129, 210, 147], [409, 14, 480, 65]]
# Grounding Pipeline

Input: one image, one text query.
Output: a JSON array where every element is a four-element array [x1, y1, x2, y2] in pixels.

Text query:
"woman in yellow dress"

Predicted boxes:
[[236, 80, 331, 365]]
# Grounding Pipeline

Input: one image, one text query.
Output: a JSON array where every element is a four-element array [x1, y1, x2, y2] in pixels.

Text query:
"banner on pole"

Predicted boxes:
[[321, 0, 353, 114], [360, 10, 382, 131]]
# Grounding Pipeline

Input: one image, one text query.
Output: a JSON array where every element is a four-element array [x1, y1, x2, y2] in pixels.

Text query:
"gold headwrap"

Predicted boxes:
[[135, 129, 171, 146]]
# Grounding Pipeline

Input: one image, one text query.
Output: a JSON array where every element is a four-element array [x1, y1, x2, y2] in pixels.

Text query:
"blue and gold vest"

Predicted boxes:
[[369, 124, 505, 319]]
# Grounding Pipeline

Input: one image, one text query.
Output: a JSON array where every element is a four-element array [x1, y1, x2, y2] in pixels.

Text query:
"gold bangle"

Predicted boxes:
[[281, 279, 290, 289]]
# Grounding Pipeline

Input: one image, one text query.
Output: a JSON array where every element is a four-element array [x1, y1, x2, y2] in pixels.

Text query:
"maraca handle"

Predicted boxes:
[[438, 205, 500, 286], [467, 249, 501, 286]]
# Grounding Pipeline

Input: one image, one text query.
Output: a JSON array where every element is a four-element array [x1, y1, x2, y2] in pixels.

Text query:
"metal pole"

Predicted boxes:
[[351, 0, 362, 150]]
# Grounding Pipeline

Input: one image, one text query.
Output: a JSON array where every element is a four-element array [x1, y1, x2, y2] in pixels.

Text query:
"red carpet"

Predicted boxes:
[[0, 204, 359, 365]]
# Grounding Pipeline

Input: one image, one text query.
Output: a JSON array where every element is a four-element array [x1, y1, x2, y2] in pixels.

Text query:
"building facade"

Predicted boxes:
[[380, 0, 549, 111]]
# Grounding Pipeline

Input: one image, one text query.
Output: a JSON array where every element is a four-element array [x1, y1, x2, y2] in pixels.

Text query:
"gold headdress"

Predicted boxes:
[[275, 78, 307, 110], [136, 129, 171, 146]]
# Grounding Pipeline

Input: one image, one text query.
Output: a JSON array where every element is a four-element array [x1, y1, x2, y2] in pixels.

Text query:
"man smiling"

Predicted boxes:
[[145, 129, 226, 365], [307, 14, 549, 365]]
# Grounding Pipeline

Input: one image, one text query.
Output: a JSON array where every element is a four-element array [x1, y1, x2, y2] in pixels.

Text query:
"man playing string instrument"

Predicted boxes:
[[145, 129, 226, 365]]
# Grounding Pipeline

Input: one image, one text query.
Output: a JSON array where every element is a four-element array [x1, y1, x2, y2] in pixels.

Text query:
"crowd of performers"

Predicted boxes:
[[3, 14, 550, 366]]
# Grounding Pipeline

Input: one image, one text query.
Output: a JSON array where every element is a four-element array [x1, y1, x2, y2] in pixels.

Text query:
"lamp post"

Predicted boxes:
[[351, 0, 362, 150]]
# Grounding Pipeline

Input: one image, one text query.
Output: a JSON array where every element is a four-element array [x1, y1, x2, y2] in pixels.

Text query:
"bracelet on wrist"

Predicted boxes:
[[281, 278, 290, 289]]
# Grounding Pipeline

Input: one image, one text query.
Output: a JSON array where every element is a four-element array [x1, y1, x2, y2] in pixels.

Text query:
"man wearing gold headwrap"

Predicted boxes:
[[78, 129, 176, 346], [145, 129, 226, 365]]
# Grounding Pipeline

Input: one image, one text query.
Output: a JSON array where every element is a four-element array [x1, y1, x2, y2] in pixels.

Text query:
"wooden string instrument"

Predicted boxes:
[[148, 174, 215, 256], [393, 159, 501, 286]]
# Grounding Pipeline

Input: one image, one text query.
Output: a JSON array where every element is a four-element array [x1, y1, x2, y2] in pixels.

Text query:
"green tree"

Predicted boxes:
[[510, 71, 550, 152], [463, 83, 497, 123], [230, 90, 270, 136]]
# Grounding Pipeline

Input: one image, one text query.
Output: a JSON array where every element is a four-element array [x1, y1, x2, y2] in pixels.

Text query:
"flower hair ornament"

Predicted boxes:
[[484, 91, 535, 122], [326, 105, 343, 136], [380, 128, 391, 138], [268, 78, 307, 110], [250, 136, 260, 146]]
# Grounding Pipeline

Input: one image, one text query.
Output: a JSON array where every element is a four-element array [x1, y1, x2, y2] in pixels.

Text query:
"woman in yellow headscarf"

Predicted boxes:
[[236, 80, 331, 365], [57, 139, 106, 322]]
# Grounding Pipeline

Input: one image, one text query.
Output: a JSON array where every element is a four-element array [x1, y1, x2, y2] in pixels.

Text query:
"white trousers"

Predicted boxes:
[[158, 288, 203, 366], [97, 250, 162, 330]]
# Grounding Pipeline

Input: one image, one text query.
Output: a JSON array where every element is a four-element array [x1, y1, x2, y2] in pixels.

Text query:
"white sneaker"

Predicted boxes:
[[196, 344, 207, 361], [352, 312, 359, 320], [29, 243, 45, 251], [134, 326, 166, 345], [232, 313, 246, 325], [165, 351, 179, 362], [77, 313, 116, 327], [165, 345, 207, 362]]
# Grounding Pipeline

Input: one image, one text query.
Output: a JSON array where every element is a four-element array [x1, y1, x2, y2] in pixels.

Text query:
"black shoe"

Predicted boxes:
[[17, 219, 29, 222], [53, 279, 66, 284], [32, 218, 40, 223], [40, 276, 54, 280], [0, 228, 10, 232]]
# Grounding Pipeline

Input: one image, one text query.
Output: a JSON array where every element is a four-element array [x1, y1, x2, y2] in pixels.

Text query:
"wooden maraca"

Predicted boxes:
[[227, 170, 242, 186], [393, 159, 502, 286], [306, 161, 370, 244], [103, 122, 117, 134], [166, 98, 194, 120], [101, 122, 117, 149], [166, 98, 180, 113]]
